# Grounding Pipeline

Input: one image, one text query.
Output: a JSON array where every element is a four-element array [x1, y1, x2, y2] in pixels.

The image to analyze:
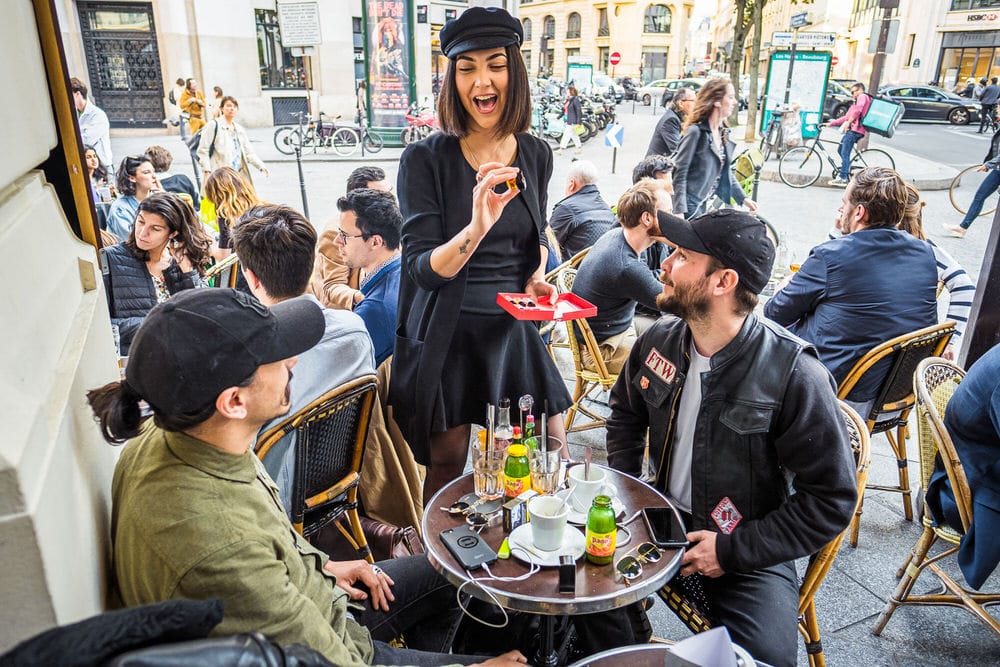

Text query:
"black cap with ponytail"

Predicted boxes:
[[86, 380, 146, 444]]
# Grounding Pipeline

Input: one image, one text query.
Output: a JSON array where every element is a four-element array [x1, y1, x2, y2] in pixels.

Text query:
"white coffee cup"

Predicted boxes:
[[528, 495, 569, 551], [567, 465, 617, 513]]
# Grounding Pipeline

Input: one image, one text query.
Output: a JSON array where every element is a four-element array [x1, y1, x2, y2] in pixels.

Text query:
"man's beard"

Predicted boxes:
[[656, 275, 711, 321]]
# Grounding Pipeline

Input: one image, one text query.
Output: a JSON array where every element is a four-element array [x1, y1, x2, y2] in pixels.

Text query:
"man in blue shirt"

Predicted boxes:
[[765, 167, 938, 410], [335, 188, 402, 366]]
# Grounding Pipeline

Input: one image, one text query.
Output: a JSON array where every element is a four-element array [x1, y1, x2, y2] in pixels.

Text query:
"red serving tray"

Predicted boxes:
[[496, 292, 597, 321]]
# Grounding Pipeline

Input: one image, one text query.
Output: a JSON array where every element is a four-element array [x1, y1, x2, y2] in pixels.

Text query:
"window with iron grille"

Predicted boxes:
[[644, 4, 672, 34], [256, 9, 306, 89], [522, 48, 532, 72], [544, 15, 555, 38], [598, 8, 609, 37], [523, 18, 532, 41], [567, 12, 581, 39]]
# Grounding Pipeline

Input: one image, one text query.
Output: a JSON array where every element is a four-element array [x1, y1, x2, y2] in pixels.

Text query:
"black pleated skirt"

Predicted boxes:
[[428, 312, 572, 433]]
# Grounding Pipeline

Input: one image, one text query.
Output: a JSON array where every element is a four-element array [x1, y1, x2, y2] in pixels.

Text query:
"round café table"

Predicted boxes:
[[423, 465, 682, 667]]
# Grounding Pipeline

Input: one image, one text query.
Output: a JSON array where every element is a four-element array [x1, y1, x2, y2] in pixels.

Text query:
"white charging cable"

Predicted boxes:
[[455, 551, 542, 627]]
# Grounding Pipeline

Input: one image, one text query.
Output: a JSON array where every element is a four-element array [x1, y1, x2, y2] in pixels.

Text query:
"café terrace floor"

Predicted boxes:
[[538, 343, 1000, 666]]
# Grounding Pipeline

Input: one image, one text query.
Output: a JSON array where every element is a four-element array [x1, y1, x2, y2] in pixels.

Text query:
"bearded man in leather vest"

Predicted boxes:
[[606, 209, 857, 667]]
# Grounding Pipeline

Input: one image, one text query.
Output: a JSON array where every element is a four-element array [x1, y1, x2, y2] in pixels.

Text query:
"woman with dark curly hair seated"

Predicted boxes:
[[101, 191, 212, 354]]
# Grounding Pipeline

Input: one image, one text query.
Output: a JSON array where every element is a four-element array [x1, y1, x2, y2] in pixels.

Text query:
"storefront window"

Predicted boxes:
[[949, 0, 1000, 10], [642, 48, 668, 81], [255, 9, 307, 89]]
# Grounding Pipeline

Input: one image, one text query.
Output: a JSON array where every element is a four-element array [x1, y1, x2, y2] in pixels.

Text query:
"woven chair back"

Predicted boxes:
[[914, 358, 973, 532]]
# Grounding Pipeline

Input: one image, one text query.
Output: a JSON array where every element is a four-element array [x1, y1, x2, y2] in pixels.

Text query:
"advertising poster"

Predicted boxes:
[[762, 51, 832, 140], [364, 0, 413, 128]]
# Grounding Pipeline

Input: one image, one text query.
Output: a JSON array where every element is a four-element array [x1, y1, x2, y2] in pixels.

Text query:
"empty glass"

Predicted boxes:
[[472, 445, 505, 500], [530, 449, 562, 494]]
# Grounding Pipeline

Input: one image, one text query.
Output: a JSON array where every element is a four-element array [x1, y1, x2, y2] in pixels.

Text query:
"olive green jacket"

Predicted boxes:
[[110, 422, 375, 665]]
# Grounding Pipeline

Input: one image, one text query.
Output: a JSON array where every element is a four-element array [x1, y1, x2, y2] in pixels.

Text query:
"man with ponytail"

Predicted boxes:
[[87, 288, 525, 667]]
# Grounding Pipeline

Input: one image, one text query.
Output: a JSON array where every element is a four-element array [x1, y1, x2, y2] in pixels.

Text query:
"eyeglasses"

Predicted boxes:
[[614, 542, 662, 586], [335, 228, 367, 243]]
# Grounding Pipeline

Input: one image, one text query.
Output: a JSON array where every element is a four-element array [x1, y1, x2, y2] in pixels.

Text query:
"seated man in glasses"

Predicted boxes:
[[606, 209, 857, 667]]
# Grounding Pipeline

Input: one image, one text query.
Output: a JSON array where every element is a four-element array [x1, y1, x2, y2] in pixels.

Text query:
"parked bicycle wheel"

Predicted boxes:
[[400, 126, 419, 146], [273, 126, 300, 155], [950, 164, 1000, 217], [756, 214, 781, 249], [761, 121, 784, 161], [364, 130, 383, 153], [331, 127, 360, 157], [850, 148, 895, 173], [778, 146, 823, 188]]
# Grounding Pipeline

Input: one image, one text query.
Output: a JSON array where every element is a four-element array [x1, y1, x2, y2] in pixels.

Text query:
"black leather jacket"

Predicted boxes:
[[607, 314, 857, 574]]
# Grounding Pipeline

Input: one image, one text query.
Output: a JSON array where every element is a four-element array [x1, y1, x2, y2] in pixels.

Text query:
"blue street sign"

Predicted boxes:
[[605, 124, 624, 148]]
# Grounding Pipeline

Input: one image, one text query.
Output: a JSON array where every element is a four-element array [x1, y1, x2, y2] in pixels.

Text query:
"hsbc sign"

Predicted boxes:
[[967, 13, 999, 22]]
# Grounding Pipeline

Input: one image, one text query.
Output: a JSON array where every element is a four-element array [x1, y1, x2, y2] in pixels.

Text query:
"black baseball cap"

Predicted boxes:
[[656, 209, 776, 294], [439, 7, 523, 59], [125, 289, 324, 415]]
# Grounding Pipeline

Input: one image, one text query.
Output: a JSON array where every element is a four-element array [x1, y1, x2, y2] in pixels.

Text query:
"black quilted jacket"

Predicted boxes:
[[101, 243, 199, 355]]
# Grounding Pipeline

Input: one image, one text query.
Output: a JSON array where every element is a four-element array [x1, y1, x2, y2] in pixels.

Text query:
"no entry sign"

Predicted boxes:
[[609, 52, 621, 66]]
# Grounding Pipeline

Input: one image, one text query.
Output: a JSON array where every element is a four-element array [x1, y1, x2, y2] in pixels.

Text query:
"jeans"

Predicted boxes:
[[960, 167, 1000, 229], [353, 555, 491, 666], [838, 130, 864, 179]]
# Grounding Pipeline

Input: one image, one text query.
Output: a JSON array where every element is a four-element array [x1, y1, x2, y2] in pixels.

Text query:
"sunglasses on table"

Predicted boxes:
[[614, 542, 663, 586]]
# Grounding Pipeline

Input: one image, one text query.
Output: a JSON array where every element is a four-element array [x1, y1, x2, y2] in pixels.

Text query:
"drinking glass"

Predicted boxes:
[[472, 445, 505, 500], [529, 450, 562, 494]]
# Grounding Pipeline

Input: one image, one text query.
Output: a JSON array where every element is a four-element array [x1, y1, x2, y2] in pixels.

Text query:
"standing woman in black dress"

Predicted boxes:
[[392, 7, 571, 500]]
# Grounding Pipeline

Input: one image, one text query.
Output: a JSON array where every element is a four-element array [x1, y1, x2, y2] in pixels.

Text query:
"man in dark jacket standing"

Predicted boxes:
[[606, 209, 857, 667], [548, 159, 617, 259], [979, 76, 1000, 133], [646, 86, 695, 156]]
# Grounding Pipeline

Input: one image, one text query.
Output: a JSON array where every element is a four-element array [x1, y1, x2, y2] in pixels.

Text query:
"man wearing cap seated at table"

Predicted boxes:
[[87, 289, 526, 667], [570, 179, 669, 374], [605, 210, 857, 667]]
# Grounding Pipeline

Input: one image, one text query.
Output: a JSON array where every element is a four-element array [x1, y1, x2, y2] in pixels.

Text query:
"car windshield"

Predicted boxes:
[[829, 81, 851, 96]]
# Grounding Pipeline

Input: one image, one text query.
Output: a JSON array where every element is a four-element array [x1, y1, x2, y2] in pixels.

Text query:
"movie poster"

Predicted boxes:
[[364, 0, 412, 128]]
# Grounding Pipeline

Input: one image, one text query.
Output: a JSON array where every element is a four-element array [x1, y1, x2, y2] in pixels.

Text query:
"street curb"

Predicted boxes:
[[754, 167, 956, 191]]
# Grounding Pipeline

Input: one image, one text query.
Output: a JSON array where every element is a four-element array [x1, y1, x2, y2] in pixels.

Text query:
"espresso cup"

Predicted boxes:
[[567, 465, 617, 513], [528, 495, 569, 551]]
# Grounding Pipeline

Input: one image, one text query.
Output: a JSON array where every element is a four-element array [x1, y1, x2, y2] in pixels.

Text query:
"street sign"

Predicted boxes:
[[867, 19, 900, 54], [609, 52, 621, 66], [772, 31, 835, 48], [703, 55, 712, 63], [790, 11, 811, 29], [605, 123, 624, 148], [831, 55, 839, 66]]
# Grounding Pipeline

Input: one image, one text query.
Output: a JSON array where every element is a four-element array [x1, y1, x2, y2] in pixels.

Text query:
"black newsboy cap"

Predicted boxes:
[[440, 6, 523, 59]]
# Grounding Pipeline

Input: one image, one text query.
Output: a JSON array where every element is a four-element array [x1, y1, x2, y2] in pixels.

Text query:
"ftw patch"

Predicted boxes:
[[644, 347, 677, 384], [711, 497, 742, 535]]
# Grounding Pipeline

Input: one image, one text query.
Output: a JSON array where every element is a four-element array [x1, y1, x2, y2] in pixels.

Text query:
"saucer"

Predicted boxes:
[[555, 488, 626, 525], [507, 523, 585, 567]]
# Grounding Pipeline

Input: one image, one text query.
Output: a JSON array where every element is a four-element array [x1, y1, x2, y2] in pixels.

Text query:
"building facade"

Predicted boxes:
[[517, 0, 694, 83]]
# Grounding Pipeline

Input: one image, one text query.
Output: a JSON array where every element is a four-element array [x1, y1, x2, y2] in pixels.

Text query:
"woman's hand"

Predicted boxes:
[[261, 166, 270, 177], [470, 162, 522, 238], [323, 560, 396, 612], [743, 198, 759, 213], [524, 276, 555, 302], [169, 240, 194, 273]]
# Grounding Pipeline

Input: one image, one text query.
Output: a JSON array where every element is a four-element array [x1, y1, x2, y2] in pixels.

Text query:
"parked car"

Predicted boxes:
[[833, 78, 862, 89], [586, 73, 624, 102], [824, 81, 854, 121], [616, 76, 639, 101], [877, 84, 979, 125], [636, 78, 705, 106]]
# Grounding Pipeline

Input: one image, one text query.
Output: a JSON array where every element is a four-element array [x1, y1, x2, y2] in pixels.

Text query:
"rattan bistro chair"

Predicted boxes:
[[872, 358, 1000, 636], [556, 268, 619, 433], [655, 401, 871, 667], [836, 321, 956, 547], [203, 252, 240, 288], [256, 375, 378, 563], [542, 248, 592, 361]]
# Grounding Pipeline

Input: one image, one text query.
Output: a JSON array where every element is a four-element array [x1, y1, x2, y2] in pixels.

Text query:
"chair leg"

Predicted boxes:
[[848, 488, 865, 548], [564, 378, 587, 432], [871, 526, 936, 635], [927, 562, 1000, 634], [345, 497, 373, 564], [799, 601, 825, 667], [886, 423, 913, 522]]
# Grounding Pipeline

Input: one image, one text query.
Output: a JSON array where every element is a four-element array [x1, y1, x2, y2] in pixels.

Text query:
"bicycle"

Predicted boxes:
[[330, 118, 384, 157], [759, 105, 787, 162], [778, 127, 895, 188], [949, 164, 999, 218], [273, 112, 382, 156]]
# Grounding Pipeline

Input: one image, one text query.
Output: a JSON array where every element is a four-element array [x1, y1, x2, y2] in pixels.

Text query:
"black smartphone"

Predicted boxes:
[[440, 524, 498, 570], [642, 506, 690, 548]]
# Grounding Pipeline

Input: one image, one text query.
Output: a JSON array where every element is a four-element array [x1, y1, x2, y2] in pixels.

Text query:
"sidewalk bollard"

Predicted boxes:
[[752, 164, 762, 202], [294, 146, 309, 219]]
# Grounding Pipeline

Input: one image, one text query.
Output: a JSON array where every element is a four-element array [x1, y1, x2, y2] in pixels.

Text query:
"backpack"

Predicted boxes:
[[861, 95, 905, 138], [183, 120, 219, 157]]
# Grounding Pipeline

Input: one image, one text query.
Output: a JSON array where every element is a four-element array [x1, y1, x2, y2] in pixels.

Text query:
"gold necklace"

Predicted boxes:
[[462, 136, 514, 170]]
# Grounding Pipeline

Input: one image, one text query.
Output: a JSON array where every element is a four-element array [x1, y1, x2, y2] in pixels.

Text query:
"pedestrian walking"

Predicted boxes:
[[646, 86, 695, 157], [978, 76, 1000, 133], [196, 96, 269, 186], [179, 78, 207, 135], [557, 85, 582, 154]]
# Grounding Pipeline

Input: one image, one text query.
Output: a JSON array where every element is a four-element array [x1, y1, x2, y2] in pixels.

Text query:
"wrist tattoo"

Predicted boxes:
[[459, 238, 471, 255]]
